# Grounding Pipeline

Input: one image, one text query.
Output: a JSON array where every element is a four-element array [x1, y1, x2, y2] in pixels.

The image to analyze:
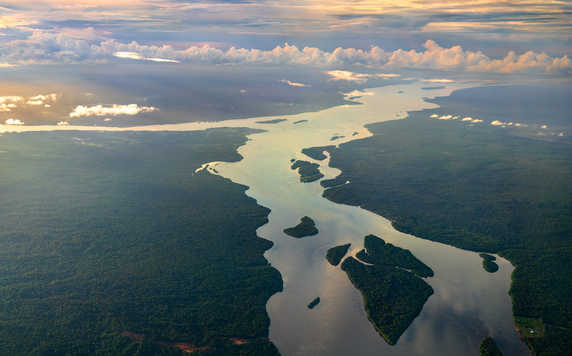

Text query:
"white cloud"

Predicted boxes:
[[0, 96, 23, 112], [472, 119, 483, 123], [4, 118, 23, 125], [540, 124, 548, 129], [491, 120, 505, 126], [280, 79, 310, 87], [438, 114, 454, 120], [461, 117, 473, 121], [113, 51, 180, 63], [430, 114, 439, 118], [326, 70, 401, 83], [57, 121, 69, 126], [26, 93, 57, 105], [69, 104, 157, 118], [326, 70, 370, 82], [423, 78, 454, 83], [0, 32, 569, 74], [239, 89, 248, 94], [376, 73, 401, 78]]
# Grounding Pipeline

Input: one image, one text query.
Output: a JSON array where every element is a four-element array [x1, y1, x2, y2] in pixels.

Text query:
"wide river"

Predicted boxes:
[[1, 82, 530, 356]]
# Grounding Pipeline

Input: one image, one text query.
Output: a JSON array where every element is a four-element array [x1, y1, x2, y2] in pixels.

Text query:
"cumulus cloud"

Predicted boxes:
[[430, 114, 439, 118], [461, 117, 473, 121], [0, 96, 23, 112], [280, 79, 310, 87], [4, 118, 23, 125], [113, 51, 180, 63], [1, 32, 568, 74], [540, 124, 548, 129], [491, 120, 505, 126], [472, 119, 483, 123], [69, 104, 157, 118], [26, 93, 57, 105]]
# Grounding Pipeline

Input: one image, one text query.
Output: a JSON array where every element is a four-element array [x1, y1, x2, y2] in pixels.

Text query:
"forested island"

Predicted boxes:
[[314, 85, 572, 355], [480, 253, 499, 273], [340, 235, 434, 345], [283, 216, 319, 238], [307, 297, 321, 309], [0, 129, 282, 355], [290, 160, 324, 182], [326, 243, 351, 266], [480, 337, 503, 356], [302, 146, 334, 161]]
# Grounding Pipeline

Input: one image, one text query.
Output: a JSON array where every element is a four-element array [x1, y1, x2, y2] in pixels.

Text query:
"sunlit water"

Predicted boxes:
[[2, 82, 529, 355]]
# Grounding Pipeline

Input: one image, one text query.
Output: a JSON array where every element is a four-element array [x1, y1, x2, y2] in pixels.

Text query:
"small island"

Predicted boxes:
[[340, 235, 434, 345], [479, 337, 503, 356], [480, 253, 499, 273], [307, 297, 320, 309], [256, 118, 287, 124], [301, 146, 334, 161], [284, 216, 319, 238], [291, 160, 324, 182], [326, 243, 351, 266]]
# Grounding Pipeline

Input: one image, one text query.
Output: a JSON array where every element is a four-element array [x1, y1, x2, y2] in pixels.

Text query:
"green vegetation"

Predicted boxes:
[[330, 135, 345, 141], [293, 120, 308, 125], [307, 297, 320, 309], [480, 337, 503, 356], [301, 146, 334, 161], [326, 243, 351, 266], [356, 235, 434, 278], [340, 235, 433, 345], [291, 160, 324, 182], [283, 216, 319, 238], [515, 317, 546, 338], [317, 85, 572, 355], [256, 118, 287, 124], [0, 129, 282, 355], [480, 253, 499, 273]]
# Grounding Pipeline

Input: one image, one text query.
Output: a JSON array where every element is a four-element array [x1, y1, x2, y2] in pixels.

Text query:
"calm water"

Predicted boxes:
[[2, 82, 530, 355]]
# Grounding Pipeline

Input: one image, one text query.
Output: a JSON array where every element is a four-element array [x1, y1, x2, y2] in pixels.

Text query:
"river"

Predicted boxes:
[[1, 82, 530, 356]]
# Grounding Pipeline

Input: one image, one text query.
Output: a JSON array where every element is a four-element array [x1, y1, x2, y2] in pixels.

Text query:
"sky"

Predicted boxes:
[[0, 0, 570, 126], [0, 0, 570, 70]]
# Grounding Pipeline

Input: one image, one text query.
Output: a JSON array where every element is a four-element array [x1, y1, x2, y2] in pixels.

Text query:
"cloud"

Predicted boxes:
[[430, 114, 439, 118], [57, 121, 69, 126], [0, 96, 23, 112], [326, 70, 401, 82], [113, 51, 180, 63], [1, 33, 568, 74], [280, 79, 310, 87], [461, 117, 473, 121], [26, 93, 57, 105], [491, 120, 505, 126], [472, 119, 483, 123], [423, 78, 453, 83], [4, 118, 24, 125], [326, 70, 370, 82], [69, 104, 157, 118]]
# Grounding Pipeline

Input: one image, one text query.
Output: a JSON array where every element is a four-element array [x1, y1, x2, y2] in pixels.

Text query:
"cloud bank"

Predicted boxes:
[[1, 32, 569, 74]]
